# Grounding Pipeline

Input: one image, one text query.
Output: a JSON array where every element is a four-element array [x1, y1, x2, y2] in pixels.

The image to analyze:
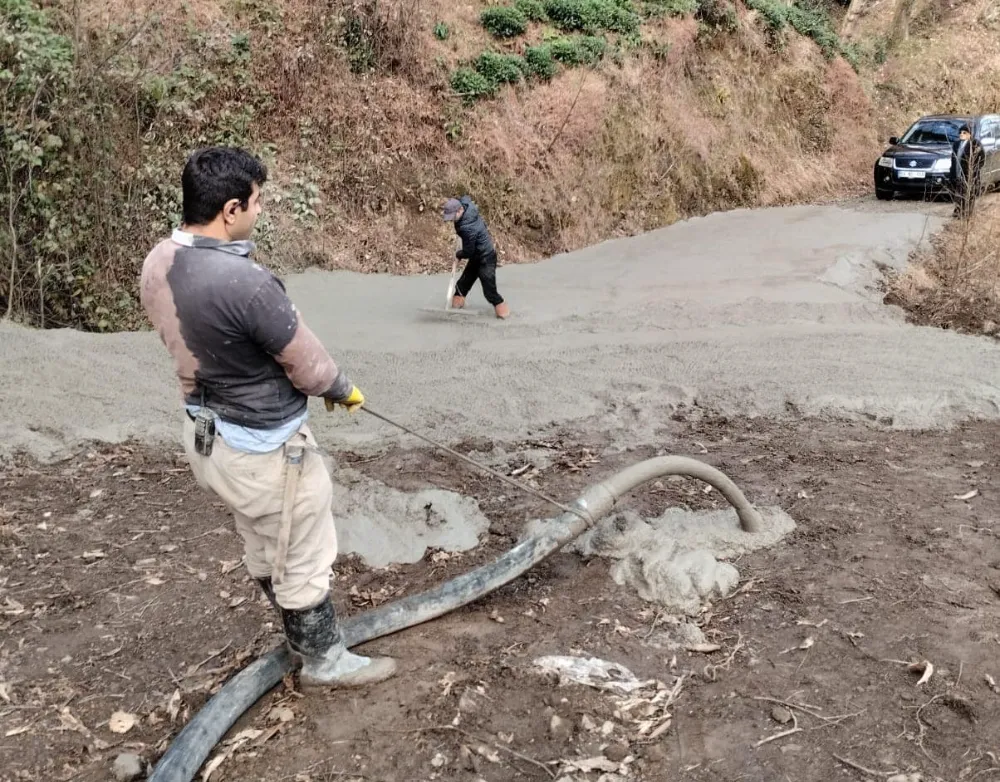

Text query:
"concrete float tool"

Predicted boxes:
[[149, 407, 764, 782], [418, 236, 482, 318]]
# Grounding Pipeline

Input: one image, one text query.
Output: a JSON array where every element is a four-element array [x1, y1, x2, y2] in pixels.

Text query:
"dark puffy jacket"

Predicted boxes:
[[952, 138, 985, 185], [454, 196, 496, 263]]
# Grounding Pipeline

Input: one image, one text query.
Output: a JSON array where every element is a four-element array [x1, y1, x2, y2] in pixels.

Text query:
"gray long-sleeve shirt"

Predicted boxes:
[[141, 230, 352, 430]]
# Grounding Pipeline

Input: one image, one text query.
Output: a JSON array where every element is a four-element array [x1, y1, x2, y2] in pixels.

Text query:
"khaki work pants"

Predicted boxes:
[[181, 416, 338, 610]]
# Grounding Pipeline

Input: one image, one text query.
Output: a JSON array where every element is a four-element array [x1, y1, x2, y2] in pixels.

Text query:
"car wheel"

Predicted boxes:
[[875, 188, 894, 201]]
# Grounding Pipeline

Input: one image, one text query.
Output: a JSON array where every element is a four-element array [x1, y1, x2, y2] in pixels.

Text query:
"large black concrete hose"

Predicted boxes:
[[149, 456, 761, 782]]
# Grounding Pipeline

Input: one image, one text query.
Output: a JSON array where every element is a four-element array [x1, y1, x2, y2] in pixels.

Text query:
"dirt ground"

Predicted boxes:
[[2, 412, 1000, 782]]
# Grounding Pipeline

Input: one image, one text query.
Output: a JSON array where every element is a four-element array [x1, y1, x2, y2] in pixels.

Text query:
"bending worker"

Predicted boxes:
[[443, 195, 510, 319], [140, 146, 396, 688]]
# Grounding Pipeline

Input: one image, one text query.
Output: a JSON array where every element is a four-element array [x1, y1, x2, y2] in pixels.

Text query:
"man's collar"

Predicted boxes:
[[172, 229, 255, 257]]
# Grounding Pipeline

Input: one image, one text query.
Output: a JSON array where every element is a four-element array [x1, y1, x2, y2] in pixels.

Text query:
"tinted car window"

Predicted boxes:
[[900, 120, 963, 145]]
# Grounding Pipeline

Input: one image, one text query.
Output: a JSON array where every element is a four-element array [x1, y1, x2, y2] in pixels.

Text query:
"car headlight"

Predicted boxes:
[[930, 158, 952, 173], [878, 157, 894, 168]]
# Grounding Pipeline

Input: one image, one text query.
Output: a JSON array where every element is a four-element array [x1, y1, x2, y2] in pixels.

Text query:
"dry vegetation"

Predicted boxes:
[[885, 198, 1000, 334], [873, 0, 1000, 333]]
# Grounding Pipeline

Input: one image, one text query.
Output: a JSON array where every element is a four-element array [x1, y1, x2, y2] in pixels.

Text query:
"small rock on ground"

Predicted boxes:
[[771, 705, 793, 725], [549, 714, 572, 740], [112, 753, 144, 782], [603, 743, 630, 762]]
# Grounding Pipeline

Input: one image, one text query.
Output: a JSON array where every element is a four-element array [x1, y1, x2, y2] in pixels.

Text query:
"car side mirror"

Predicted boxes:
[[888, 136, 899, 145]]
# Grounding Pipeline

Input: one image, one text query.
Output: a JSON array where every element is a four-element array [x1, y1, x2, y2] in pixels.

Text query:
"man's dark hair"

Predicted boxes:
[[960, 123, 973, 135], [181, 147, 268, 226]]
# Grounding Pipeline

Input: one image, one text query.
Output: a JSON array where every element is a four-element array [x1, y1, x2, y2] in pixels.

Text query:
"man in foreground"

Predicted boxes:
[[443, 195, 510, 319], [140, 146, 396, 688]]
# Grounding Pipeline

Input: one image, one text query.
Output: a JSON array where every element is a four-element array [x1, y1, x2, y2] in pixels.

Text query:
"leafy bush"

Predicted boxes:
[[515, 0, 550, 21], [695, 0, 738, 30], [480, 5, 529, 37], [474, 51, 527, 85], [746, 0, 852, 62], [548, 34, 607, 65], [549, 36, 586, 64], [434, 21, 450, 39], [579, 34, 608, 62], [644, 0, 698, 17], [524, 44, 558, 79], [450, 67, 497, 103], [543, 0, 641, 34]]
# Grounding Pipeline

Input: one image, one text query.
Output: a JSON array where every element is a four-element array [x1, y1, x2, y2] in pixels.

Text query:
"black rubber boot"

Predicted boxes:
[[280, 596, 397, 688], [255, 577, 278, 611]]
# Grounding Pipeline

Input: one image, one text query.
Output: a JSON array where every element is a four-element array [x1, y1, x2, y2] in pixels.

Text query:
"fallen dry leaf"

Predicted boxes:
[[268, 706, 294, 723], [227, 728, 263, 744], [167, 689, 182, 721], [780, 636, 815, 655], [985, 674, 1000, 694], [0, 681, 11, 704], [909, 660, 934, 686], [954, 489, 979, 501], [81, 550, 106, 560], [475, 745, 501, 764], [562, 756, 621, 773], [5, 725, 30, 738], [686, 643, 722, 654], [201, 751, 229, 782], [145, 577, 165, 586], [109, 711, 138, 734]]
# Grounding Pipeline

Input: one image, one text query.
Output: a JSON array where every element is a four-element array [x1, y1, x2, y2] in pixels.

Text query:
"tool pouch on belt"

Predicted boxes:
[[193, 407, 218, 457]]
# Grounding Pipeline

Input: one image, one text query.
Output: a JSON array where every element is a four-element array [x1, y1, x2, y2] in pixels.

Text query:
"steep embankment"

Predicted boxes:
[[3, 0, 876, 329], [3, 0, 995, 331]]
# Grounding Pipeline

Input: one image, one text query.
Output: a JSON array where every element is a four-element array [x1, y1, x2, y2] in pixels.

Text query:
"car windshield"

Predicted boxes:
[[900, 120, 965, 146]]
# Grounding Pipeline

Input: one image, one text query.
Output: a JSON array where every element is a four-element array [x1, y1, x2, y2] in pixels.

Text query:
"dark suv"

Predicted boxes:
[[873, 114, 1000, 200]]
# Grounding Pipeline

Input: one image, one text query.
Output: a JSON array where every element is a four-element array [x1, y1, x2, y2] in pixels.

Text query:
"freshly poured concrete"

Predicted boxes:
[[3, 202, 999, 563], [571, 506, 797, 614]]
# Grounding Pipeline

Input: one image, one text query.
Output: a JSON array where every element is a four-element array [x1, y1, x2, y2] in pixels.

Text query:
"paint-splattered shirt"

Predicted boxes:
[[141, 230, 353, 438]]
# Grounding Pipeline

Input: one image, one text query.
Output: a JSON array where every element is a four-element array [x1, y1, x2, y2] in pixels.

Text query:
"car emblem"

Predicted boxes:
[[909, 160, 917, 167]]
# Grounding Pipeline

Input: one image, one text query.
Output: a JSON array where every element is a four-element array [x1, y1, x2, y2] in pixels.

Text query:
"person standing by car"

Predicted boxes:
[[952, 124, 985, 218]]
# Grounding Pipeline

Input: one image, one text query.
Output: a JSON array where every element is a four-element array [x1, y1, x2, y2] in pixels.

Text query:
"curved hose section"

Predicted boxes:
[[149, 456, 760, 782]]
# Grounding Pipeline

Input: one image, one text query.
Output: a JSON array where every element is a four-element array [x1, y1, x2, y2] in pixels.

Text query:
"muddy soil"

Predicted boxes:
[[2, 414, 1000, 782]]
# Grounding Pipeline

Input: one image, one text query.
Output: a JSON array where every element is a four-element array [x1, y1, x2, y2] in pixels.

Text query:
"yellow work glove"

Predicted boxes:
[[324, 385, 365, 414]]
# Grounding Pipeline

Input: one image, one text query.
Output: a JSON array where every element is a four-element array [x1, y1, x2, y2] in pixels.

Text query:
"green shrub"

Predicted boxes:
[[480, 5, 529, 37], [695, 0, 738, 30], [549, 36, 586, 64], [746, 0, 852, 62], [746, 0, 787, 30], [450, 67, 496, 102], [644, 0, 698, 17], [515, 0, 550, 21], [542, 0, 641, 34], [474, 51, 527, 84], [434, 21, 450, 40], [524, 44, 558, 78], [578, 34, 608, 62], [547, 34, 608, 65]]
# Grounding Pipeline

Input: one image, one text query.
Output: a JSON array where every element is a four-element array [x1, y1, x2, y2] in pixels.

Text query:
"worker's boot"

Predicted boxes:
[[281, 596, 397, 688], [494, 302, 510, 319], [255, 577, 279, 611], [451, 294, 465, 309]]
